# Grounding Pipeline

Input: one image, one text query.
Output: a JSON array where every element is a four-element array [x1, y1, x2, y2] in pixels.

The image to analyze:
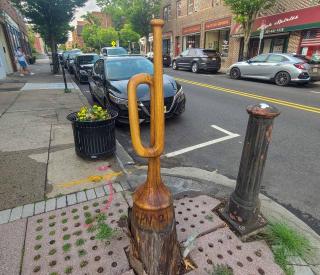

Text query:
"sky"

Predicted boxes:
[[72, 0, 100, 26]]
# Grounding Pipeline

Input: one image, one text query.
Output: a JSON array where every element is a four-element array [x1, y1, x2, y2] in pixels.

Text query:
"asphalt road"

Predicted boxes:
[[73, 68, 320, 234]]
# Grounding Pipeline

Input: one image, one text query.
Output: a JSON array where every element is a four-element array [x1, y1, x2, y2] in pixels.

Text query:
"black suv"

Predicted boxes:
[[172, 48, 221, 73], [73, 54, 100, 83]]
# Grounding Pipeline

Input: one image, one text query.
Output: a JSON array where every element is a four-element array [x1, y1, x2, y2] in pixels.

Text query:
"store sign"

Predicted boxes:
[[205, 17, 231, 31], [182, 24, 201, 35], [231, 5, 320, 35]]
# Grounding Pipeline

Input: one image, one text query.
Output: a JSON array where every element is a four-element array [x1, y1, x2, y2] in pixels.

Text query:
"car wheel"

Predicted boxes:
[[192, 62, 199, 73], [275, 71, 291, 86], [172, 61, 178, 70], [230, 67, 241, 79]]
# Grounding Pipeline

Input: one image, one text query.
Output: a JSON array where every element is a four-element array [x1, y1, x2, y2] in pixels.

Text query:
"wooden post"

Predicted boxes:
[[127, 19, 181, 275]]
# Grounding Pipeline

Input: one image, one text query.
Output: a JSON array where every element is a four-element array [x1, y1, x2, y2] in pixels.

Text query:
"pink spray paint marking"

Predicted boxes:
[[97, 165, 111, 171]]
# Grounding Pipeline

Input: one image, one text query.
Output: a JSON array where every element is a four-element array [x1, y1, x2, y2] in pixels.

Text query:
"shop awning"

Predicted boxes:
[[231, 5, 320, 36]]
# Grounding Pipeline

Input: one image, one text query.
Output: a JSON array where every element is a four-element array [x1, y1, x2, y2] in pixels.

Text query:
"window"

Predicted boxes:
[[188, 49, 197, 56], [267, 55, 288, 63], [250, 54, 268, 63], [163, 5, 171, 21], [181, 50, 189, 57], [176, 0, 182, 17], [188, 0, 194, 14]]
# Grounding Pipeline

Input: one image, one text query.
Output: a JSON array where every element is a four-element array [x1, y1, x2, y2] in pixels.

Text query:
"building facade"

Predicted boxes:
[[0, 0, 31, 80], [161, 0, 320, 70]]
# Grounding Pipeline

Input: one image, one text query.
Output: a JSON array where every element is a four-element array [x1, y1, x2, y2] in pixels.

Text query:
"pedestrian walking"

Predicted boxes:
[[15, 47, 34, 76]]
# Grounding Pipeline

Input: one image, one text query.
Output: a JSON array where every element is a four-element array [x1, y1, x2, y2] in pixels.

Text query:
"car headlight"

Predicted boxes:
[[109, 92, 128, 105], [175, 82, 184, 97], [79, 70, 88, 75]]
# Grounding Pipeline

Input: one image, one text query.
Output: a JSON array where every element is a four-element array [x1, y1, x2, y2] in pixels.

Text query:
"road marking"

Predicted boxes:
[[309, 90, 320, 94], [165, 125, 239, 158], [175, 77, 320, 114]]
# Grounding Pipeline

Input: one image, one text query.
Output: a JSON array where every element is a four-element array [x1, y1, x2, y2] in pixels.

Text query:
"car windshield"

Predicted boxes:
[[106, 48, 127, 56], [106, 58, 153, 81], [79, 55, 99, 65], [69, 52, 81, 59]]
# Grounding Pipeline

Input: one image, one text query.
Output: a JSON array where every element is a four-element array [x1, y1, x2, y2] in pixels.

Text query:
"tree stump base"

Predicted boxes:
[[128, 207, 181, 275]]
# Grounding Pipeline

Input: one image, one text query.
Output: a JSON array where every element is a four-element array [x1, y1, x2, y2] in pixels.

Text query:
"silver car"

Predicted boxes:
[[227, 53, 311, 86]]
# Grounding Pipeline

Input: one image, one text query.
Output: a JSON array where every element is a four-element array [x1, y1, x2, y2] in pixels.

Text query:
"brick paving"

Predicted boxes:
[[5, 193, 283, 275]]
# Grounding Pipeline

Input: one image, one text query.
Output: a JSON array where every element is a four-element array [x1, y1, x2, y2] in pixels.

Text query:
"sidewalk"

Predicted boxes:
[[0, 60, 319, 275]]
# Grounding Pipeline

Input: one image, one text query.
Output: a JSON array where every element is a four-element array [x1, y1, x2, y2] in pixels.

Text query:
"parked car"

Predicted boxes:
[[227, 53, 311, 86], [73, 54, 100, 83], [172, 48, 221, 73], [293, 54, 320, 82], [62, 49, 81, 68], [67, 51, 82, 74], [89, 56, 186, 123], [146, 52, 172, 67], [100, 47, 128, 56]]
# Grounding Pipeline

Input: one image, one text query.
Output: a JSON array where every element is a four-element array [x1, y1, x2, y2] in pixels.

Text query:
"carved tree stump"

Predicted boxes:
[[128, 205, 181, 275]]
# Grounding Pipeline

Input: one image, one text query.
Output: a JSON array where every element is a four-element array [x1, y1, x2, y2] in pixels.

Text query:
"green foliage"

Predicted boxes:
[[264, 222, 313, 275], [224, 0, 275, 58], [81, 12, 103, 26], [207, 264, 233, 275], [64, 266, 73, 274], [75, 238, 86, 246], [97, 0, 160, 37], [77, 105, 111, 122], [82, 25, 118, 50], [119, 24, 140, 47], [96, 223, 114, 240]]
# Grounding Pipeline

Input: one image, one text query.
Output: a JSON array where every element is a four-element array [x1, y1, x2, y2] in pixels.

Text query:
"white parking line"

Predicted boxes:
[[165, 125, 240, 158], [309, 90, 320, 94]]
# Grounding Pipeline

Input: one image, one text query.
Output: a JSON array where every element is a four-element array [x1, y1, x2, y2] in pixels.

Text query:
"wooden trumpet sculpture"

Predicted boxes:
[[127, 19, 181, 275]]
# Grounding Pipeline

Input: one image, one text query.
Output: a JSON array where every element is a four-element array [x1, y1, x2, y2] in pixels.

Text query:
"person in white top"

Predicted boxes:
[[15, 47, 34, 76]]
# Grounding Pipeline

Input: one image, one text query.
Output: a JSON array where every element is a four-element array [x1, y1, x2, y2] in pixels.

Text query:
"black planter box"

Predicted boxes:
[[67, 110, 118, 159]]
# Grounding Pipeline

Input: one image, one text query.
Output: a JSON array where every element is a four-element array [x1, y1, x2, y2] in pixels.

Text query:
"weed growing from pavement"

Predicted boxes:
[[36, 235, 43, 240], [63, 234, 71, 241], [64, 266, 73, 274], [62, 218, 68, 224], [205, 214, 214, 222], [78, 249, 87, 257], [49, 230, 56, 236], [263, 222, 313, 275], [62, 243, 72, 253], [75, 238, 86, 246], [206, 264, 233, 275], [85, 212, 116, 241], [80, 260, 88, 268]]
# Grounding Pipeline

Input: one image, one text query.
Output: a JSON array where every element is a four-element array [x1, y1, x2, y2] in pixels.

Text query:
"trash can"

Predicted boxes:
[[67, 110, 118, 159]]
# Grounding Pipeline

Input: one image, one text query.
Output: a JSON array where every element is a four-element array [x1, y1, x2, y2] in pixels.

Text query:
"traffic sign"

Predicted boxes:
[[111, 41, 116, 47]]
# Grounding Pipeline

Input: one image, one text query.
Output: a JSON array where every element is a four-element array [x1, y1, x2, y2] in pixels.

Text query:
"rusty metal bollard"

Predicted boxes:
[[127, 19, 181, 275], [221, 103, 280, 236]]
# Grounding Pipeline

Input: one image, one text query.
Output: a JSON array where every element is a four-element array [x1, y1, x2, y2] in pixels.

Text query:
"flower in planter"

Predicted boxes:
[[77, 105, 111, 122]]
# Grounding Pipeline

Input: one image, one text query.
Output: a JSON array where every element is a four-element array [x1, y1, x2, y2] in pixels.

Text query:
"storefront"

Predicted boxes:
[[231, 5, 320, 59], [182, 24, 201, 50], [204, 17, 231, 57], [299, 28, 320, 60]]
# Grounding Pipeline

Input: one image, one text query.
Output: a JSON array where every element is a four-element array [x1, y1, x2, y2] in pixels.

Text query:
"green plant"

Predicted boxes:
[[62, 243, 72, 253], [75, 238, 85, 246], [96, 223, 114, 241], [78, 249, 87, 257], [73, 215, 80, 220], [93, 202, 99, 207], [49, 248, 57, 255], [63, 234, 71, 241], [205, 215, 214, 222], [62, 218, 68, 224], [50, 272, 58, 275], [207, 264, 233, 275], [85, 217, 94, 225], [49, 230, 56, 236], [84, 211, 91, 218], [72, 209, 78, 213], [264, 222, 313, 275], [77, 105, 110, 122], [80, 260, 88, 268], [65, 266, 73, 274], [36, 235, 43, 240], [73, 230, 82, 236]]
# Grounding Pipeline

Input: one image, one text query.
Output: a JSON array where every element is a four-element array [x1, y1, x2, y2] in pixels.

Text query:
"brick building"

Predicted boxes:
[[0, 0, 31, 79], [71, 12, 112, 49], [161, 0, 320, 70]]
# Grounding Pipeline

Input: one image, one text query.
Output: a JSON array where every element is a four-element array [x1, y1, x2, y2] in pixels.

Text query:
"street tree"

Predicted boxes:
[[224, 0, 275, 60], [13, 0, 86, 73], [119, 24, 140, 48], [81, 12, 102, 26], [97, 0, 161, 47], [82, 24, 118, 50]]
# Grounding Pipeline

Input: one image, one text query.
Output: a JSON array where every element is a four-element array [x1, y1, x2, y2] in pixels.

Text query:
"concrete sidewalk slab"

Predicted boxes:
[[51, 124, 74, 147], [0, 149, 47, 211], [45, 147, 123, 198], [0, 91, 19, 116], [22, 82, 76, 90], [0, 219, 27, 275]]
